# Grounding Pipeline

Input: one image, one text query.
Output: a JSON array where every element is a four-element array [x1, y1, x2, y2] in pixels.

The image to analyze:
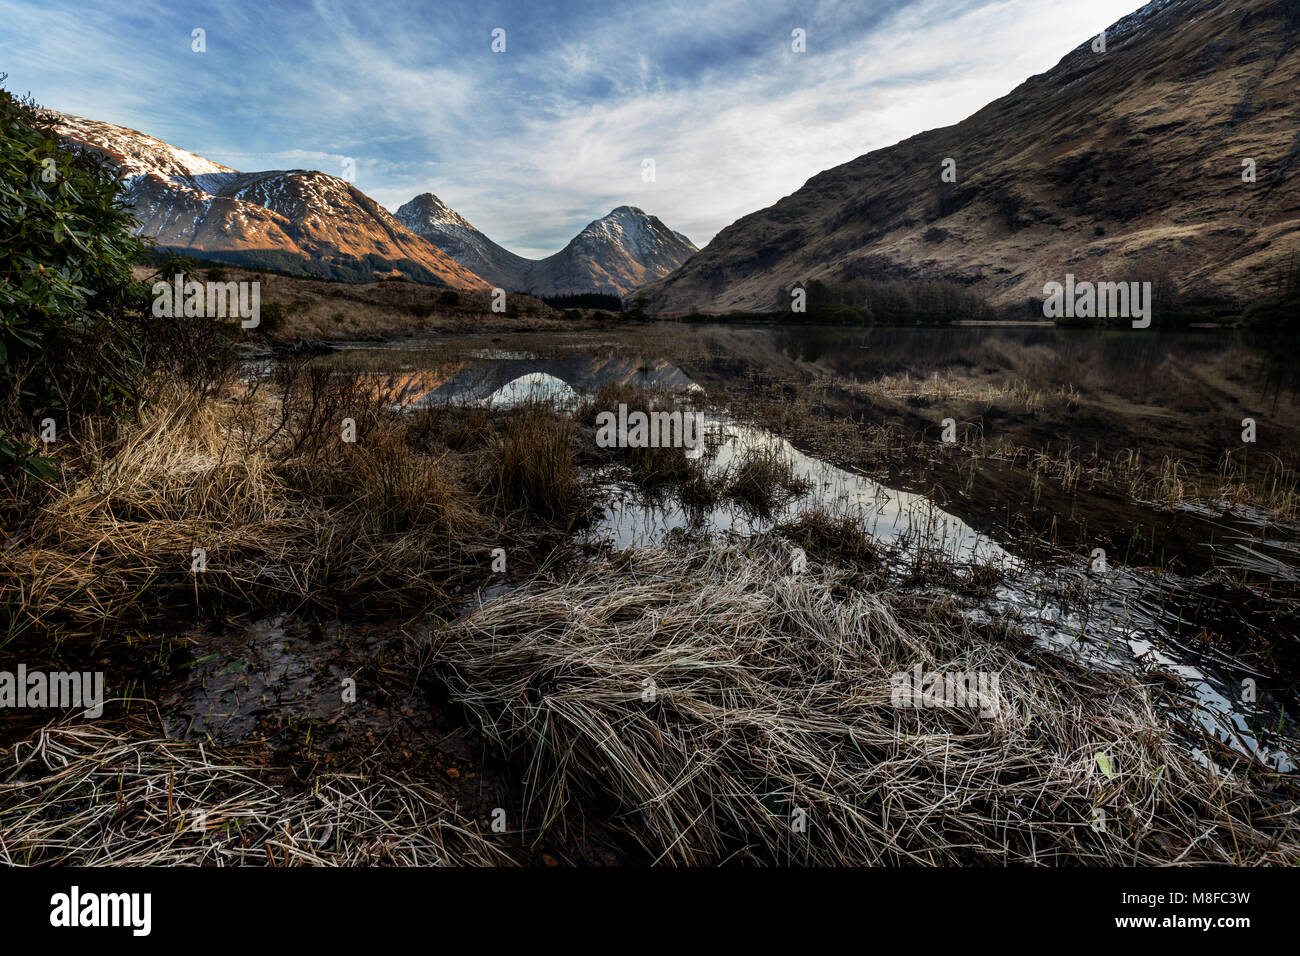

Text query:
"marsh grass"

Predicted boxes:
[[0, 370, 490, 633], [8, 332, 1298, 868], [580, 384, 817, 517], [425, 541, 1300, 865], [849, 371, 1079, 414], [583, 382, 698, 487], [722, 377, 1300, 526], [0, 719, 511, 866], [408, 401, 496, 453], [488, 401, 587, 524], [777, 506, 880, 567], [722, 441, 812, 515]]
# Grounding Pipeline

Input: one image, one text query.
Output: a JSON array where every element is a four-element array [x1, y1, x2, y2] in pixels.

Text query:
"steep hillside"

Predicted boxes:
[[642, 0, 1300, 314]]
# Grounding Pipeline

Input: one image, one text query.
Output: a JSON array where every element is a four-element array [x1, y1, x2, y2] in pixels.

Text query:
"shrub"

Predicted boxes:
[[0, 83, 150, 479], [1240, 257, 1300, 329], [258, 300, 288, 337]]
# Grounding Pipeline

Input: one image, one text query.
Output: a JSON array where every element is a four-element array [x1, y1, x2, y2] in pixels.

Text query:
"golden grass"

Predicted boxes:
[[488, 402, 587, 524], [0, 376, 487, 633], [138, 266, 595, 342]]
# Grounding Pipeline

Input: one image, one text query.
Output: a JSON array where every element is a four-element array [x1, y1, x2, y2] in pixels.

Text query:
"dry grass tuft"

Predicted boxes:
[[0, 719, 512, 866], [778, 506, 880, 567], [426, 542, 1300, 866], [488, 402, 587, 524], [583, 382, 704, 490], [722, 441, 811, 515], [0, 374, 487, 632]]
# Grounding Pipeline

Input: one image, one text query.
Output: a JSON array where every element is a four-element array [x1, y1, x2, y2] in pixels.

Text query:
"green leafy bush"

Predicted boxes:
[[0, 83, 150, 478]]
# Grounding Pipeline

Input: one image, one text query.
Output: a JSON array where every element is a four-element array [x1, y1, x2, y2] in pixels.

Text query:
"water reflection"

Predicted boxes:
[[334, 326, 1299, 773], [375, 355, 696, 408]]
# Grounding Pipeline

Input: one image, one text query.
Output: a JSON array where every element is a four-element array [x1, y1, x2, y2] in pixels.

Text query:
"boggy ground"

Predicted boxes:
[[674, 324, 1300, 683], [356, 324, 1300, 624], [2, 324, 1299, 865]]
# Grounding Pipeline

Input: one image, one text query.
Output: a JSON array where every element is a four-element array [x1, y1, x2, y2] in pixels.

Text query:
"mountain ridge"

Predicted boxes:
[[50, 113, 491, 288], [51, 111, 698, 296], [640, 0, 1300, 314], [395, 195, 699, 297]]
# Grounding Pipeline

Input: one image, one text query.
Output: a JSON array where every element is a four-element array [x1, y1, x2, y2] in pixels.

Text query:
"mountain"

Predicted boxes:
[[526, 206, 701, 298], [641, 0, 1300, 315], [50, 114, 489, 288], [394, 192, 532, 291], [50, 112, 696, 295], [396, 196, 698, 297]]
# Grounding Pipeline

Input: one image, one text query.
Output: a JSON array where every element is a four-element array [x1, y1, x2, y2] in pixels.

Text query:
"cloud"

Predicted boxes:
[[1, 0, 1144, 256]]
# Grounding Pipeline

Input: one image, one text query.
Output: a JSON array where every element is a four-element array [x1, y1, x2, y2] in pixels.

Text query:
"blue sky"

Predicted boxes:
[[1, 0, 1142, 257]]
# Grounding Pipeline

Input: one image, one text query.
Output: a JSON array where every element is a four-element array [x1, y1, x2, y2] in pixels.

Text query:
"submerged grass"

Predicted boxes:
[[722, 441, 812, 515], [582, 381, 703, 490], [724, 375, 1300, 525], [581, 383, 815, 517], [426, 541, 1300, 866]]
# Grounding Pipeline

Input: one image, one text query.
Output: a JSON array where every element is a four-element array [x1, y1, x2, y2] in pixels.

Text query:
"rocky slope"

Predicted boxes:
[[51, 114, 489, 288], [397, 197, 698, 296], [394, 192, 533, 291], [641, 0, 1300, 314]]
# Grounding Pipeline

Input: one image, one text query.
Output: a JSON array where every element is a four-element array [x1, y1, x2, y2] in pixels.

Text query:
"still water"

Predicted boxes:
[[324, 322, 1300, 771]]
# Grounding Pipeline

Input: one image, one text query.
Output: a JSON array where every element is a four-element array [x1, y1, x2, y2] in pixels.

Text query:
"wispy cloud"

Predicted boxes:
[[0, 0, 1142, 257]]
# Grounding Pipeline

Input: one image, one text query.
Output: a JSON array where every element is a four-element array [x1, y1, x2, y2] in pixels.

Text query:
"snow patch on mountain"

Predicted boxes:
[[48, 112, 489, 288], [398, 196, 698, 296], [51, 113, 237, 190], [572, 206, 697, 260]]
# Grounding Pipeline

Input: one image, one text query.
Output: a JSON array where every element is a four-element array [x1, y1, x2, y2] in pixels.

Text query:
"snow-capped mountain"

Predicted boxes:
[[53, 113, 239, 192], [395, 193, 533, 291], [50, 110, 694, 295], [49, 114, 489, 288], [396, 196, 698, 297], [528, 206, 699, 298], [643, 0, 1300, 314]]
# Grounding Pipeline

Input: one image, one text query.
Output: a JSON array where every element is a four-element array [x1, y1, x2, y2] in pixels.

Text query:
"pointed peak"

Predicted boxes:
[[397, 192, 474, 230], [569, 205, 698, 260], [581, 205, 654, 236], [402, 192, 455, 214]]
